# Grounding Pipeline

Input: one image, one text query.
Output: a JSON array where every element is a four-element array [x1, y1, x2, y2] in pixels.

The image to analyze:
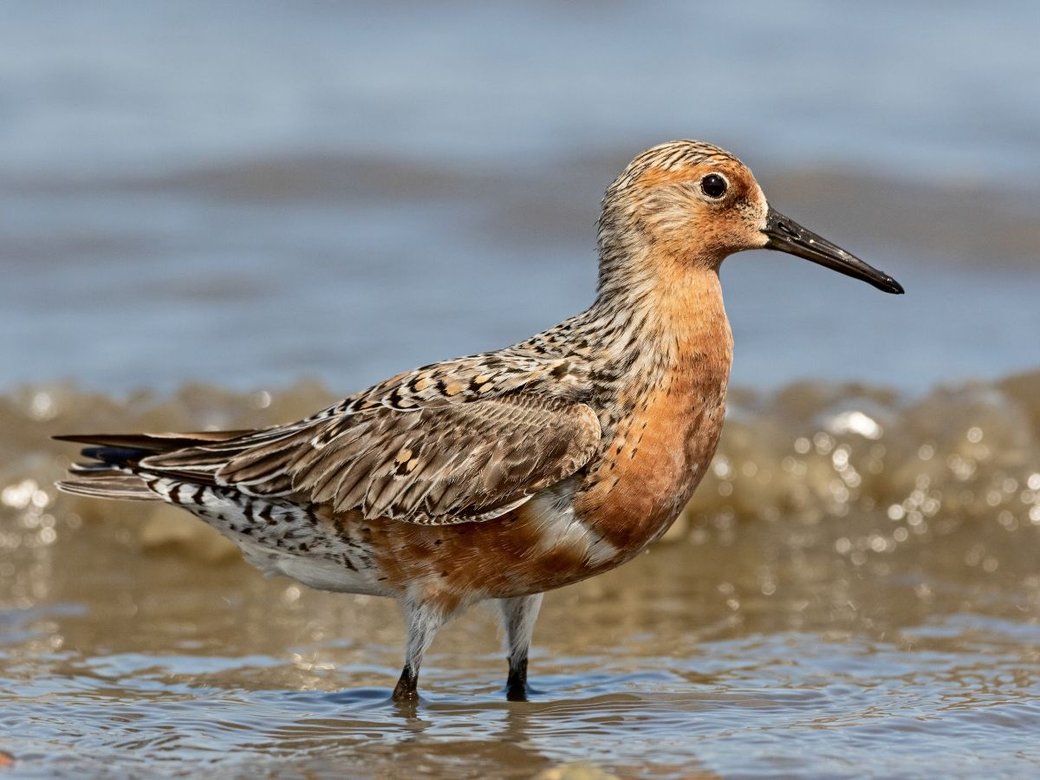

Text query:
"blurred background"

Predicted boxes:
[[2, 2, 1039, 778], [1, 0, 1038, 393]]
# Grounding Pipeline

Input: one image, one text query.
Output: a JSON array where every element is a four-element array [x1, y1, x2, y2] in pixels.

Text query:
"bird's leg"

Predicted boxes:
[[392, 598, 448, 703], [499, 593, 544, 702]]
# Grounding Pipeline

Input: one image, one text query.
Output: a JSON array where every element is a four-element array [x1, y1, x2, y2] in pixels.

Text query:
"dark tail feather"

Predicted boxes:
[[54, 430, 252, 472], [53, 430, 250, 502], [79, 445, 155, 466], [53, 431, 252, 451]]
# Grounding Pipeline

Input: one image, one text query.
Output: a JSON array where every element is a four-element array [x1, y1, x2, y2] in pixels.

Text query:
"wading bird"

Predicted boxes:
[[57, 140, 902, 702]]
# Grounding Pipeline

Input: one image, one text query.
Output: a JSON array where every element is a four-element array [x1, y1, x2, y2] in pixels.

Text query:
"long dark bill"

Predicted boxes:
[[764, 207, 904, 294]]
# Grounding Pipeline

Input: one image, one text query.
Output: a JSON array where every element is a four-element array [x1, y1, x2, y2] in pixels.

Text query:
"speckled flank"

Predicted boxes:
[[56, 139, 901, 700]]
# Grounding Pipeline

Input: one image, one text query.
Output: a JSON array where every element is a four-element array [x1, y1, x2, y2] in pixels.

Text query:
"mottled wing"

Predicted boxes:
[[144, 394, 601, 525]]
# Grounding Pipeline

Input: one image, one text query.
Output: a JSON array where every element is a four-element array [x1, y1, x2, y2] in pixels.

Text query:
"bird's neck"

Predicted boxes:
[[582, 249, 734, 392], [569, 254, 734, 556]]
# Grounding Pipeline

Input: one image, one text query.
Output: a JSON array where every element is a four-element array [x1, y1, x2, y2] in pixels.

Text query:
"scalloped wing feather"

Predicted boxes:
[[138, 394, 601, 526], [228, 395, 599, 524]]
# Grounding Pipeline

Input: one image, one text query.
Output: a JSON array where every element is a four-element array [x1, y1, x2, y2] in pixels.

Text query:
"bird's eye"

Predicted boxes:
[[700, 173, 728, 199]]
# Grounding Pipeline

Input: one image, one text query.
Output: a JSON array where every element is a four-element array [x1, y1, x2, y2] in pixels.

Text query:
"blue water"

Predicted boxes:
[[1, 1, 1038, 395], [0, 0, 1035, 397], [2, 1, 1038, 184]]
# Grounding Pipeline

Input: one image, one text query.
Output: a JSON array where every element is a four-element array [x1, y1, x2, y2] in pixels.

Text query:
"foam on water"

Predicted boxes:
[[4, 375, 1038, 553]]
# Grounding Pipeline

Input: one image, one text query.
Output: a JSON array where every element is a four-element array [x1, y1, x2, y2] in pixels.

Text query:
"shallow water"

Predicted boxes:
[[3, 2, 1040, 777], [5, 520, 1040, 779], [3, 380, 1040, 778]]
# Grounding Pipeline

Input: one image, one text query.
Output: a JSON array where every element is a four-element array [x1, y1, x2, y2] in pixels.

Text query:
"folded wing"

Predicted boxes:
[[139, 394, 602, 525]]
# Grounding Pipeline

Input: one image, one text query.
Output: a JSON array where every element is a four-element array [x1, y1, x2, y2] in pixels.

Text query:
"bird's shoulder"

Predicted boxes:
[[323, 340, 596, 418]]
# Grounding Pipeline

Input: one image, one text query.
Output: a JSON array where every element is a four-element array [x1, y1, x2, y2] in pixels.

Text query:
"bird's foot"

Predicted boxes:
[[506, 682, 530, 702], [391, 664, 420, 704], [506, 657, 534, 702]]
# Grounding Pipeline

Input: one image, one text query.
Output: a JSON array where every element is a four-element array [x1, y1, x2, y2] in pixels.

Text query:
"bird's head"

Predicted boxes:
[[597, 140, 903, 295]]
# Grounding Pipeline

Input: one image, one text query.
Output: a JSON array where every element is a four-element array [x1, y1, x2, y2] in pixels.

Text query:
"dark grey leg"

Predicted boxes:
[[499, 593, 544, 702], [392, 663, 419, 702], [392, 599, 447, 702]]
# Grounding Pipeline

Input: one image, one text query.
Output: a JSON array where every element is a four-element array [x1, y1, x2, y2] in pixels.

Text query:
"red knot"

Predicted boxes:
[[57, 140, 903, 702]]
